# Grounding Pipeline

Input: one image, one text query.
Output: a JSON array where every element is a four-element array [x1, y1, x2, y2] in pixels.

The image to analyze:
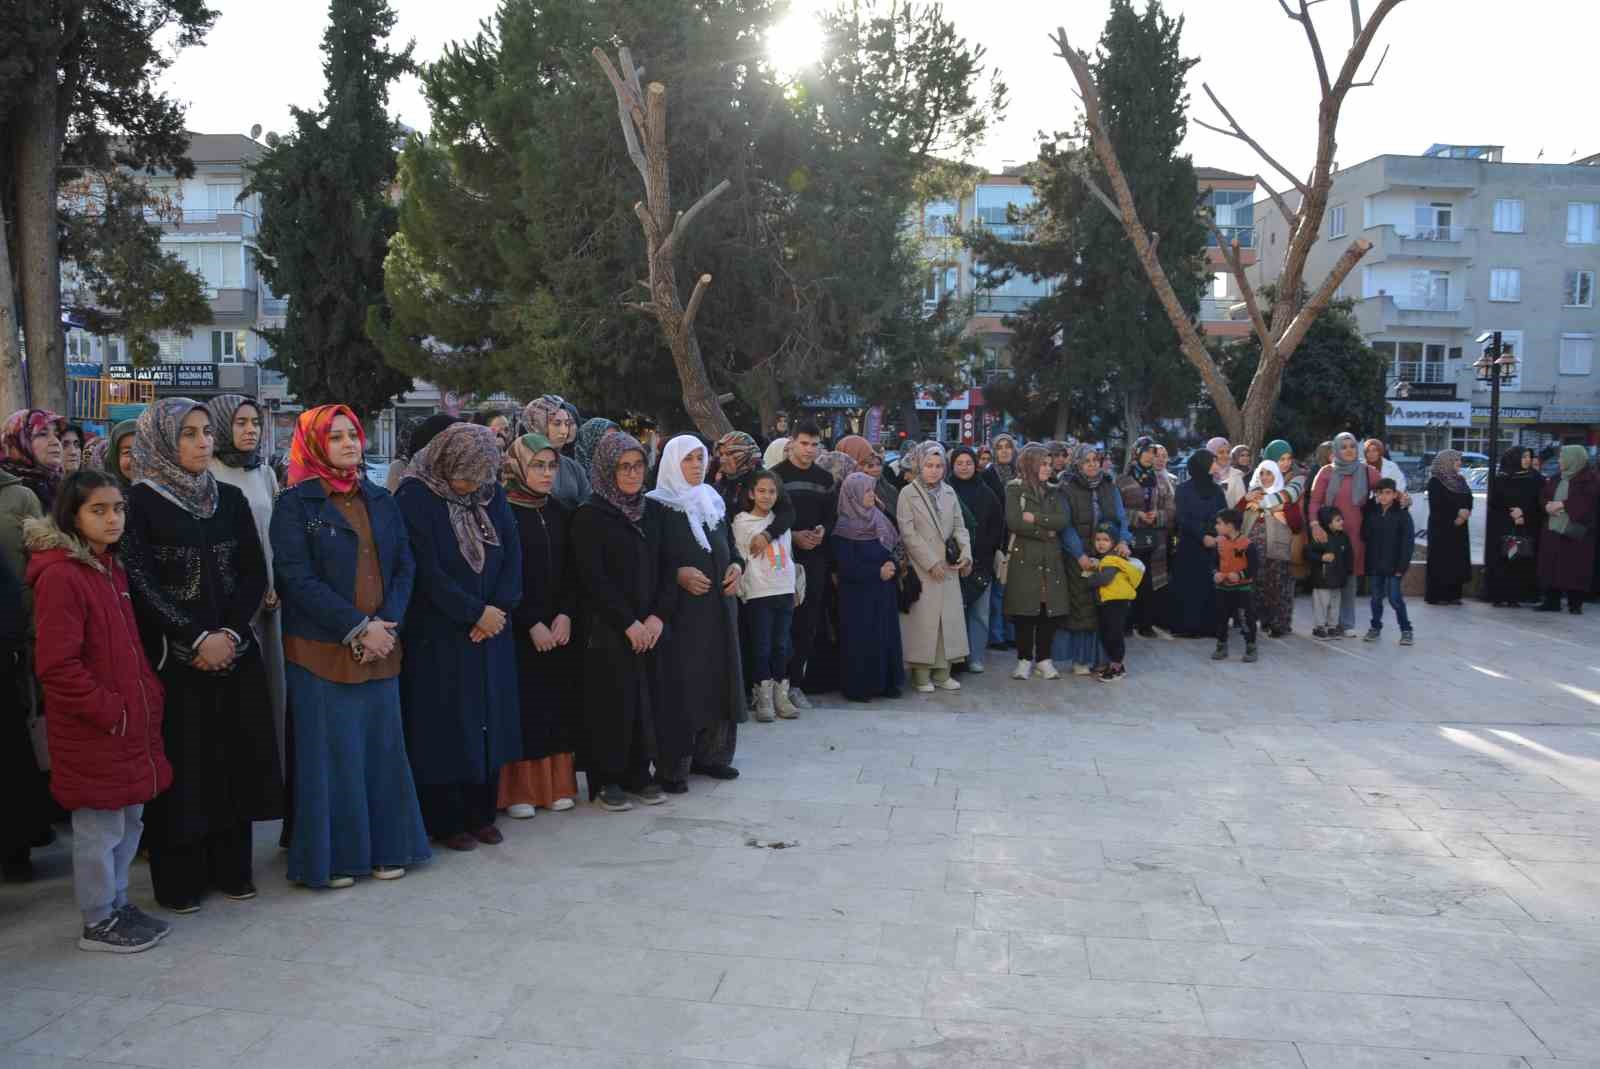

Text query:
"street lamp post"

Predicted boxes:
[[1474, 330, 1519, 501]]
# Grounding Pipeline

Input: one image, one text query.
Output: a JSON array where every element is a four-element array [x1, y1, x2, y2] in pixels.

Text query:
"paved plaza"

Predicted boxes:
[[3, 596, 1600, 1068]]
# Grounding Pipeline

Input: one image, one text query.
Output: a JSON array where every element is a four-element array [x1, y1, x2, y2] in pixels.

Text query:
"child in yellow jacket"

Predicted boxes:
[[1082, 524, 1144, 682]]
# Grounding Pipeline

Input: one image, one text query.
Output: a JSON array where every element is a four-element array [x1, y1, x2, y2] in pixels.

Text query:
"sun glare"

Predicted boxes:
[[768, 7, 826, 78]]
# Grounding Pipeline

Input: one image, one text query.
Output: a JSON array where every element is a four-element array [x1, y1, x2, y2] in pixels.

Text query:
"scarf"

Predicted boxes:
[[1067, 442, 1105, 490], [590, 430, 647, 526], [521, 395, 568, 438], [1550, 445, 1589, 536], [907, 440, 948, 489], [287, 404, 367, 494], [1499, 446, 1536, 481], [646, 434, 726, 552], [204, 394, 265, 470], [834, 471, 897, 551], [814, 450, 858, 486], [1229, 444, 1252, 473], [131, 398, 219, 518], [835, 435, 874, 472], [988, 433, 1019, 484], [575, 417, 620, 474], [1322, 432, 1369, 505], [716, 431, 760, 482], [504, 433, 557, 509], [403, 423, 502, 573], [1249, 459, 1287, 510], [762, 437, 790, 469], [950, 446, 990, 518], [1430, 448, 1470, 495], [1, 407, 66, 506], [1187, 449, 1223, 501], [1126, 446, 1158, 510]]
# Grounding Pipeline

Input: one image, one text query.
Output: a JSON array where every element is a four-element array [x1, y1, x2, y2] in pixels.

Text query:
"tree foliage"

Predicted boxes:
[[374, 0, 1004, 428], [249, 0, 415, 419], [971, 0, 1204, 447]]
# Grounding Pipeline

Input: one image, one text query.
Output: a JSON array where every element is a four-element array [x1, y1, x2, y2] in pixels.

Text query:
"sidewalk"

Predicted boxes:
[[2, 595, 1598, 1067]]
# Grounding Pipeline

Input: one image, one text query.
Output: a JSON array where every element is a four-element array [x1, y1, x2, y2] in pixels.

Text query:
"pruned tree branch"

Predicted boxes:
[[1350, 43, 1390, 87], [1279, 0, 1332, 96], [1197, 83, 1307, 197], [1254, 173, 1298, 233], [1275, 237, 1371, 354], [1349, 0, 1362, 39], [1081, 176, 1119, 218], [683, 273, 712, 332], [592, 48, 650, 187], [663, 178, 731, 260], [1204, 215, 1273, 354]]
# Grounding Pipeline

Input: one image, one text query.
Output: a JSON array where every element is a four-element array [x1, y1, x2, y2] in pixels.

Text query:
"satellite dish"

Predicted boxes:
[[265, 131, 279, 148], [250, 123, 262, 140]]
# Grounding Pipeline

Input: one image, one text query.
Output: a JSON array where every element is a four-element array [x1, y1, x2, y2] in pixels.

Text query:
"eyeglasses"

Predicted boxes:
[[615, 460, 647, 475]]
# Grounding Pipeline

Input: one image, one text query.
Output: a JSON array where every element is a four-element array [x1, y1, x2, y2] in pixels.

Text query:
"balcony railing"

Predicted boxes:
[[974, 293, 1041, 314], [972, 219, 1036, 242], [1391, 295, 1461, 312], [1400, 225, 1465, 242], [1206, 225, 1254, 249], [1199, 297, 1245, 321], [1395, 361, 1448, 384]]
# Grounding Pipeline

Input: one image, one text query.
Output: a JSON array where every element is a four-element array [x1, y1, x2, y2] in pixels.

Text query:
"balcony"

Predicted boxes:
[[1364, 224, 1476, 262], [146, 208, 256, 236], [1199, 297, 1247, 322], [1205, 225, 1254, 249], [208, 287, 258, 322], [972, 218, 1036, 242], [974, 293, 1040, 314], [1354, 294, 1476, 334]]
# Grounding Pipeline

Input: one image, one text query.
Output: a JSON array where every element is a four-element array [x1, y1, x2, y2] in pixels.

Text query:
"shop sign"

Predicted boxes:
[[107, 363, 218, 389], [1471, 406, 1540, 425], [1541, 405, 1600, 424], [960, 410, 975, 442], [1397, 382, 1457, 401], [800, 389, 863, 408], [1385, 400, 1469, 428], [914, 390, 969, 411]]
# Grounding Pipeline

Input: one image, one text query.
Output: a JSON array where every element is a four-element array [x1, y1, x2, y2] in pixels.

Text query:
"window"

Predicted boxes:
[[1211, 272, 1229, 299], [211, 329, 246, 364], [923, 265, 958, 305], [1362, 196, 1376, 229], [1566, 269, 1595, 308], [1329, 204, 1346, 238], [1372, 340, 1448, 384], [1493, 199, 1524, 233], [1409, 269, 1451, 309], [974, 186, 1036, 240], [1362, 266, 1376, 298], [157, 332, 184, 362], [205, 183, 242, 212], [1413, 201, 1454, 240], [1561, 334, 1595, 376], [104, 337, 121, 363], [174, 242, 242, 293], [1570, 203, 1599, 244], [922, 200, 957, 237], [1489, 268, 1521, 302]]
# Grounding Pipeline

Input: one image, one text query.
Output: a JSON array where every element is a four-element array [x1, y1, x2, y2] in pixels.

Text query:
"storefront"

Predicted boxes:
[[1384, 398, 1470, 459], [1538, 404, 1600, 448]]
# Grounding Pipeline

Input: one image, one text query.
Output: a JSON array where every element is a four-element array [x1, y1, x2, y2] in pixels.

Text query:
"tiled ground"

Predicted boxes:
[[4, 595, 1600, 1068]]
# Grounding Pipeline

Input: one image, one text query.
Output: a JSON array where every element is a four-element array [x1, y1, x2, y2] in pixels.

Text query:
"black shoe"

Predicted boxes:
[[627, 783, 667, 806], [1535, 602, 1562, 613], [159, 898, 201, 915], [1136, 627, 1156, 638], [659, 779, 689, 795], [221, 883, 257, 901], [1, 855, 34, 883], [1210, 643, 1228, 661], [882, 688, 903, 699], [597, 785, 632, 812], [691, 763, 740, 780], [1242, 643, 1259, 663], [1571, 604, 1585, 615]]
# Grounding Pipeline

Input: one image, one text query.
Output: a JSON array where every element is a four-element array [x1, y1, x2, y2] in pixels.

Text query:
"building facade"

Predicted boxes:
[[1257, 145, 1600, 459], [1197, 167, 1258, 340]]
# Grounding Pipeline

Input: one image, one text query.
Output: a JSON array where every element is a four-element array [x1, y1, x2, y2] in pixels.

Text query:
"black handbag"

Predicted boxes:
[[1130, 527, 1163, 555], [895, 547, 922, 613], [912, 483, 963, 565], [1501, 534, 1535, 560]]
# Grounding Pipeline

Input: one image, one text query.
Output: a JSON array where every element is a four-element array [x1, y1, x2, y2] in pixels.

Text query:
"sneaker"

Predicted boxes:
[[372, 867, 406, 881], [221, 884, 257, 901], [551, 798, 576, 812], [1362, 628, 1380, 642], [752, 680, 776, 723], [325, 876, 356, 889], [1136, 627, 1156, 638], [914, 682, 935, 694], [967, 662, 986, 674], [159, 898, 201, 915], [1242, 643, 1258, 663], [1149, 626, 1174, 641], [1095, 665, 1119, 682], [79, 914, 159, 954], [628, 784, 666, 806], [1036, 660, 1061, 680], [1211, 643, 1228, 661], [1311, 626, 1327, 639], [934, 677, 961, 691], [1011, 660, 1033, 680], [774, 681, 801, 719], [787, 687, 814, 711], [115, 905, 171, 940], [507, 803, 537, 819], [1070, 663, 1091, 676], [598, 785, 632, 812], [1398, 631, 1415, 646]]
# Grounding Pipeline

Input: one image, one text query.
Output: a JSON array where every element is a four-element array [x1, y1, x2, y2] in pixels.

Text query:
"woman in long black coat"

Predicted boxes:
[[649, 435, 745, 791], [121, 399, 281, 911], [572, 431, 666, 811], [396, 424, 523, 850], [1485, 446, 1543, 606], [1170, 449, 1224, 637], [1424, 449, 1473, 605], [497, 433, 582, 817]]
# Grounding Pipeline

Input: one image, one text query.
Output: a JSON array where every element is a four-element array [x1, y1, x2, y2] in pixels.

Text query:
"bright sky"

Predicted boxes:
[[161, 0, 1600, 179]]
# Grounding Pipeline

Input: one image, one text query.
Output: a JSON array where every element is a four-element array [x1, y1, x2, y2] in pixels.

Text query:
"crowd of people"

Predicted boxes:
[[2, 396, 1598, 955]]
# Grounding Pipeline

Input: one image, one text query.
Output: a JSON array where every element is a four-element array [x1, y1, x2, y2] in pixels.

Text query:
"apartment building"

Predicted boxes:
[[1197, 167, 1257, 340], [1256, 144, 1600, 458]]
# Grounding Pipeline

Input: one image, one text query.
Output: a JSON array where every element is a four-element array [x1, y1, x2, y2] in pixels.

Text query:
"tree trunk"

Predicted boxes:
[[0, 200, 27, 413], [15, 62, 67, 414], [1052, 400, 1069, 442], [1121, 388, 1141, 470]]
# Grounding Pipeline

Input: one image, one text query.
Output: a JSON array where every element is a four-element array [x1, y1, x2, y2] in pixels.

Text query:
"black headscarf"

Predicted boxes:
[[1187, 449, 1223, 501], [405, 413, 461, 460], [949, 445, 988, 514], [1499, 445, 1537, 480]]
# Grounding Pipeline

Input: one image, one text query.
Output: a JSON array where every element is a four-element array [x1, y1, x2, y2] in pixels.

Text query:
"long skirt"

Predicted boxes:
[[499, 754, 579, 810], [1256, 558, 1296, 633], [285, 666, 431, 887], [1053, 629, 1105, 669]]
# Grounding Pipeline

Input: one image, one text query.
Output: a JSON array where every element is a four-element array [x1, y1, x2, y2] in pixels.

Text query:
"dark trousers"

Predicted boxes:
[[786, 555, 828, 686], [148, 821, 253, 905], [1215, 586, 1256, 644], [1099, 601, 1130, 665], [745, 594, 796, 683], [418, 781, 497, 840], [1011, 609, 1058, 663], [590, 712, 656, 799]]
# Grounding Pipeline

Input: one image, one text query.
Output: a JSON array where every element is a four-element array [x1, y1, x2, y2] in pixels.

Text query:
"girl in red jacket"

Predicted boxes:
[[25, 470, 173, 953]]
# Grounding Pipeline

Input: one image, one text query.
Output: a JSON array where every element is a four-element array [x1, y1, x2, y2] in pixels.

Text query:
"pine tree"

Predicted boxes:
[[249, 0, 414, 420], [972, 0, 1205, 451]]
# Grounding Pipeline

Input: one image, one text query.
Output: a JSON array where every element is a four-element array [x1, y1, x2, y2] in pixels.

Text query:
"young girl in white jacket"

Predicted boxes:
[[732, 471, 800, 722]]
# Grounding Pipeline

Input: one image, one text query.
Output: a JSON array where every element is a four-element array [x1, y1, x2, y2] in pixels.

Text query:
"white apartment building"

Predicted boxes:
[[1255, 144, 1600, 459]]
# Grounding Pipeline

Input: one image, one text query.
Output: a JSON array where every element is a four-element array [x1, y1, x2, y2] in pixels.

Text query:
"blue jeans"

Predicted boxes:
[[1369, 575, 1412, 633], [744, 594, 795, 683], [988, 581, 1013, 644], [965, 584, 992, 669], [71, 804, 143, 924]]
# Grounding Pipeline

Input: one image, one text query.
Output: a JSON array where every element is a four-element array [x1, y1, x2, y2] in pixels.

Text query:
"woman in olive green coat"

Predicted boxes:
[[1003, 444, 1070, 680]]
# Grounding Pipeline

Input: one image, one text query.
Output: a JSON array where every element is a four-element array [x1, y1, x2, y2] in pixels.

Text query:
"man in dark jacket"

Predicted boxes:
[[1362, 478, 1416, 644]]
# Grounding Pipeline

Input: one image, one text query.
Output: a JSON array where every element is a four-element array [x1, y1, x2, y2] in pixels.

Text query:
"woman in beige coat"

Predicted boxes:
[[896, 442, 972, 692]]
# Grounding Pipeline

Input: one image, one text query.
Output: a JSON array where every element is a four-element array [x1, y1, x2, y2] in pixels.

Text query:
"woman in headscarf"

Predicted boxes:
[[1205, 436, 1247, 507], [950, 445, 1003, 674], [835, 435, 875, 475], [95, 419, 139, 489], [814, 450, 857, 487], [981, 432, 1020, 649], [762, 436, 791, 471], [1363, 438, 1408, 494], [1536, 445, 1599, 614], [575, 416, 621, 476], [896, 441, 972, 692], [2, 408, 67, 512], [1003, 444, 1069, 677], [1424, 448, 1474, 605], [1055, 443, 1129, 673], [387, 413, 461, 492], [120, 398, 281, 912], [271, 405, 429, 888], [396, 423, 523, 850], [648, 435, 745, 791], [1116, 438, 1176, 639], [571, 431, 666, 810], [59, 424, 86, 473], [1171, 449, 1226, 638], [1046, 441, 1071, 484], [832, 471, 905, 701], [496, 433, 582, 817], [1249, 440, 1306, 636], [1485, 446, 1543, 607], [206, 395, 287, 788], [521, 395, 589, 507], [1308, 431, 1384, 634]]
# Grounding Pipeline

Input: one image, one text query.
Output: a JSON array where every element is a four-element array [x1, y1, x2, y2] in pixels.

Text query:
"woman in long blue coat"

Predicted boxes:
[[396, 424, 523, 851], [1171, 449, 1225, 637], [832, 472, 905, 702]]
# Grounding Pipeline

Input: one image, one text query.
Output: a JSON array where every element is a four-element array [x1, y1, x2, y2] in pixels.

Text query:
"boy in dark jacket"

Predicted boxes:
[[1210, 508, 1260, 663], [1309, 505, 1353, 638], [1361, 478, 1416, 645]]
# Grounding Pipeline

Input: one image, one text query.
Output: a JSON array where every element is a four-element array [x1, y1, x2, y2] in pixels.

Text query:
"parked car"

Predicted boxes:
[[365, 456, 392, 488]]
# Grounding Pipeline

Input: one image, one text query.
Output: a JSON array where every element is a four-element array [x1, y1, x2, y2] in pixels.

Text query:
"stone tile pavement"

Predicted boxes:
[[4, 595, 1600, 1067]]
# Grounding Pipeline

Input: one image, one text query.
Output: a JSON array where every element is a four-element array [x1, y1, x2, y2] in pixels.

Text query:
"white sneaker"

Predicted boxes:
[[914, 682, 935, 693], [507, 804, 536, 819], [326, 876, 355, 889], [1149, 626, 1174, 640], [551, 798, 576, 812], [787, 687, 814, 711], [934, 677, 961, 691], [1037, 660, 1062, 680], [1070, 663, 1091, 677], [1011, 660, 1033, 680], [967, 662, 986, 674], [371, 866, 405, 881]]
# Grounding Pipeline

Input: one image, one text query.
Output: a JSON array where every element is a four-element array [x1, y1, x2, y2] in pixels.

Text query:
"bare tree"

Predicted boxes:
[[593, 45, 735, 439], [1051, 0, 1403, 448], [0, 200, 27, 412]]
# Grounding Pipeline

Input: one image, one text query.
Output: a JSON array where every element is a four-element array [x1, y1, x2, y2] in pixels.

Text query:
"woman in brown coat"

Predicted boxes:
[[1536, 445, 1600, 614]]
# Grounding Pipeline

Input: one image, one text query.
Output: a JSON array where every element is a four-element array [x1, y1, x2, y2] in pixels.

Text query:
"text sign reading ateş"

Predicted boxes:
[[107, 363, 219, 389]]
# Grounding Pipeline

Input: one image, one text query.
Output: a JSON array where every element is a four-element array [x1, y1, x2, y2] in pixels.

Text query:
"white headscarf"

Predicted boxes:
[[762, 436, 790, 469], [647, 434, 727, 552], [1249, 459, 1286, 511]]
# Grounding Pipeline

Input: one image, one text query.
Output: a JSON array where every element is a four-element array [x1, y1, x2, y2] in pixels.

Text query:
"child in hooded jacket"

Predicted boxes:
[[1308, 505, 1353, 638], [1081, 523, 1144, 681], [25, 470, 172, 953]]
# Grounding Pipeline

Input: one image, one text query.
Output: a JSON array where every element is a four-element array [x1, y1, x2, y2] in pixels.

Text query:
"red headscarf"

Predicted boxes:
[[287, 404, 367, 493]]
